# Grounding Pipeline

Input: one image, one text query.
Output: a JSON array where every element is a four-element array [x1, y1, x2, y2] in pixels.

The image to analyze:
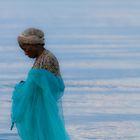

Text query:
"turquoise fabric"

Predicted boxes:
[[11, 68, 70, 140]]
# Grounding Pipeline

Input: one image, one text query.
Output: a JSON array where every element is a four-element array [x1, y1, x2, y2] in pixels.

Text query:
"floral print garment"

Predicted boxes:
[[32, 48, 62, 77]]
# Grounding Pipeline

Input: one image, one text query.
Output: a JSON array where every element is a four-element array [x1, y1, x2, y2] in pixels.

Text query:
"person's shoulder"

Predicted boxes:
[[42, 49, 61, 76], [43, 49, 59, 65]]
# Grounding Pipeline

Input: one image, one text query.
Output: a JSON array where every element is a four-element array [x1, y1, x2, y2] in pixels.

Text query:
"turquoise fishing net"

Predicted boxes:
[[11, 68, 70, 140]]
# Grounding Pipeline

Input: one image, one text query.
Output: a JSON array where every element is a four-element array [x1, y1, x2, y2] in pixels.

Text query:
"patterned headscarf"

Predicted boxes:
[[18, 28, 45, 45]]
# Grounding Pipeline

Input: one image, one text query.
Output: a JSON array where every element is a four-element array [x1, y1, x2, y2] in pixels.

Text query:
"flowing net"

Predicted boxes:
[[11, 68, 70, 140]]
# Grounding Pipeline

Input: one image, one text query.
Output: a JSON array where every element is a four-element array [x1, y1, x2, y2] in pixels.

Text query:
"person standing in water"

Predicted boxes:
[[10, 28, 70, 140]]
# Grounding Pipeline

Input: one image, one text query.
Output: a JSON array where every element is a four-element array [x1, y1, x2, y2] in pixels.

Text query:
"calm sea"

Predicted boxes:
[[0, 0, 140, 139]]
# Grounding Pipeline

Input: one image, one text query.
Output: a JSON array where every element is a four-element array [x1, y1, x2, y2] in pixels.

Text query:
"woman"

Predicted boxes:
[[10, 28, 70, 140]]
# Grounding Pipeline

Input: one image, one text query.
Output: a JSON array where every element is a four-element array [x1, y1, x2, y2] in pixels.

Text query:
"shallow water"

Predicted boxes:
[[1, 92, 140, 140], [0, 0, 140, 139]]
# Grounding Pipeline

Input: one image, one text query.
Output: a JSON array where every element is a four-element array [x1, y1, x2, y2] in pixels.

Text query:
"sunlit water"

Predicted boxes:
[[0, 0, 140, 140]]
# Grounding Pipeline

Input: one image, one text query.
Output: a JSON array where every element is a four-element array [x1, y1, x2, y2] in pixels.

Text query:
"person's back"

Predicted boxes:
[[32, 48, 62, 77]]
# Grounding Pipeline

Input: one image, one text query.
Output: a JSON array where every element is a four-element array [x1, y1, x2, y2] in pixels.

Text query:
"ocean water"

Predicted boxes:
[[0, 0, 140, 139]]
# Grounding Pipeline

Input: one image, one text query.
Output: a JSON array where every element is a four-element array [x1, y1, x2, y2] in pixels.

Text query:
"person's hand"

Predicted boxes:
[[19, 80, 25, 83]]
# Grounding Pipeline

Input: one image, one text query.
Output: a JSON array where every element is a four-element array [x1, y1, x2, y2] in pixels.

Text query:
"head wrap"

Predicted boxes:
[[18, 28, 45, 45]]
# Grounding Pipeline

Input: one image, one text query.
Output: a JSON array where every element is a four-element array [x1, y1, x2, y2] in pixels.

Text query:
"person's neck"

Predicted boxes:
[[36, 48, 45, 58]]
